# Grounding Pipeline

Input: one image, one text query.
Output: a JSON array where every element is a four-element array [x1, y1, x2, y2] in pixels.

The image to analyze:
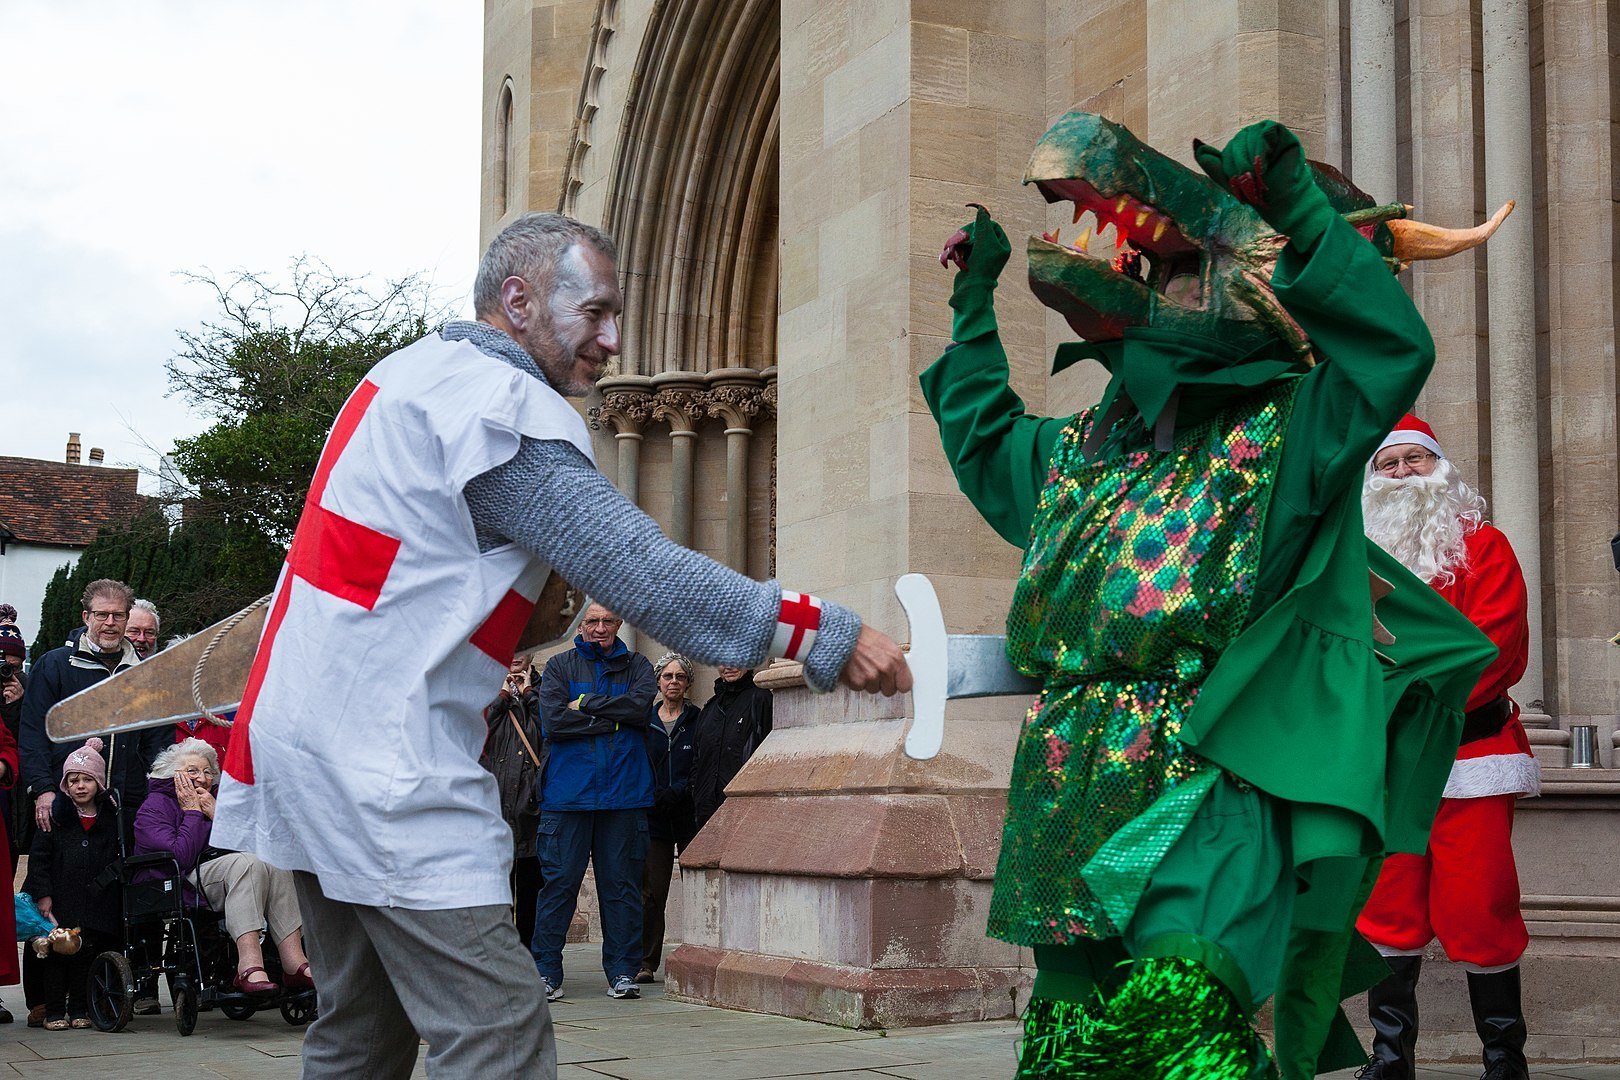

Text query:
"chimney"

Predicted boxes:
[[88, 447, 105, 465], [66, 433, 81, 464]]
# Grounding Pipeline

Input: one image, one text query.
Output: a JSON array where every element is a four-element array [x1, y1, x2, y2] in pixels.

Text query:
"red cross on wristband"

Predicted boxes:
[[771, 591, 823, 663]]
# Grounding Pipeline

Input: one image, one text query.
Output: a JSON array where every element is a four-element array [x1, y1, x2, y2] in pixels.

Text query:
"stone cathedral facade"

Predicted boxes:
[[483, 0, 1619, 1060]]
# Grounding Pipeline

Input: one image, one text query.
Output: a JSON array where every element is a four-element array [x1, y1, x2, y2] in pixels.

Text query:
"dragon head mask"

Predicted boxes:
[[1023, 112, 1511, 366]]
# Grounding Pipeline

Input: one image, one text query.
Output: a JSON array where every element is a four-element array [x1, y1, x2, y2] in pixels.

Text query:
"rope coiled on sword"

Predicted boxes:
[[190, 594, 273, 729]]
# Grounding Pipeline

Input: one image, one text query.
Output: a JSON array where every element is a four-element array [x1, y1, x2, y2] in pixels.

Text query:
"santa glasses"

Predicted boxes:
[[1373, 450, 1438, 475]]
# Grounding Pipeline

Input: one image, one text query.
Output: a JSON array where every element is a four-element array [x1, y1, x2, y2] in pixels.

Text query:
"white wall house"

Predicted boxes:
[[0, 443, 142, 654]]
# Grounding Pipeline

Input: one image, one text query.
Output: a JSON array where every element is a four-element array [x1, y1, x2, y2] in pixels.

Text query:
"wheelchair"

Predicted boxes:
[[85, 848, 317, 1035]]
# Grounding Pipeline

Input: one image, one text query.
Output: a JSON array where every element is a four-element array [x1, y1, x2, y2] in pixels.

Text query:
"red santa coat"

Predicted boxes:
[[1436, 523, 1538, 798], [1357, 521, 1538, 967], [0, 719, 18, 985]]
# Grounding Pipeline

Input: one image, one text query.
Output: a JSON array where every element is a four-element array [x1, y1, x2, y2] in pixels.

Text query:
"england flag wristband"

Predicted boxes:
[[770, 591, 823, 663]]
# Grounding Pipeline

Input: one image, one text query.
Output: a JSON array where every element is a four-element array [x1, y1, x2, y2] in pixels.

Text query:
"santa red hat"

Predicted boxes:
[[1375, 414, 1444, 460]]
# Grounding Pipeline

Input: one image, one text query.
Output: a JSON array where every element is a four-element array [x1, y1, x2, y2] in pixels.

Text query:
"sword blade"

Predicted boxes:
[[946, 635, 1042, 698]]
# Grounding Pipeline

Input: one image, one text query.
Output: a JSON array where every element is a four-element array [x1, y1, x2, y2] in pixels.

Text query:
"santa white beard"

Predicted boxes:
[[1363, 460, 1486, 587]]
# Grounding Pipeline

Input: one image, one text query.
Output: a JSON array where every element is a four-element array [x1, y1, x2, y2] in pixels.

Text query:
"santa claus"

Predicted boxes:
[[1354, 415, 1538, 1080]]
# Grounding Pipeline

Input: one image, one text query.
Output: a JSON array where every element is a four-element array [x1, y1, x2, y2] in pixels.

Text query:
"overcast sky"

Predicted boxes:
[[0, 1, 482, 487]]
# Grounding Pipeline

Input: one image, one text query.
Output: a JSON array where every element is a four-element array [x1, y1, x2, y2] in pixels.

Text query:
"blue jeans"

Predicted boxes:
[[530, 808, 648, 986]]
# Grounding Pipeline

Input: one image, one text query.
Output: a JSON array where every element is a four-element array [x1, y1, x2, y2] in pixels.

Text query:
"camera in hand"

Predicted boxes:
[[0, 661, 17, 682]]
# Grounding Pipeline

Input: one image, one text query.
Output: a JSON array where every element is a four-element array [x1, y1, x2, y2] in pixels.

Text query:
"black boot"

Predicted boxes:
[[1467, 966, 1529, 1080], [1357, 954, 1422, 1080]]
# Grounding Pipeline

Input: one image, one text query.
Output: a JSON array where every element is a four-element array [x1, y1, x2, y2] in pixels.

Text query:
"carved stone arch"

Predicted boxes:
[[602, 0, 779, 376]]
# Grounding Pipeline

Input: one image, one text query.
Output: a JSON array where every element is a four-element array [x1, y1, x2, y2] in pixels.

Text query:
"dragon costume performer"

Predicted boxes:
[[921, 115, 1509, 1078]]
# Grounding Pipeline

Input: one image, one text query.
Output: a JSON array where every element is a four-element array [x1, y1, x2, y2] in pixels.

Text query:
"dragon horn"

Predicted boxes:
[[1389, 200, 1514, 261]]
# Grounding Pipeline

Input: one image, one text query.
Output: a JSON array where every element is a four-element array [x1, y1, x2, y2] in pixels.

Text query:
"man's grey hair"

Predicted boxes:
[[131, 598, 160, 631], [472, 213, 618, 318], [81, 579, 133, 612], [150, 737, 219, 782]]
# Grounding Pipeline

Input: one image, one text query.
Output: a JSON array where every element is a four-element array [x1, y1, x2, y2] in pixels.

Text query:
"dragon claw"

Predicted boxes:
[[1228, 154, 1270, 209]]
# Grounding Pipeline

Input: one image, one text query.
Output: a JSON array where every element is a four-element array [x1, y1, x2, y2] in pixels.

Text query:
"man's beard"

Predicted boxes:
[[525, 324, 601, 398], [1363, 460, 1485, 586]]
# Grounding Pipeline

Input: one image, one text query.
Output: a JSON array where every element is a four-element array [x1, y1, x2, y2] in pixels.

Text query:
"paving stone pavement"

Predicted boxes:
[[0, 944, 1613, 1078]]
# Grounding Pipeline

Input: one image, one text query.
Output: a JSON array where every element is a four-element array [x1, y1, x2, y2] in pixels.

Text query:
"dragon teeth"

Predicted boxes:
[[1115, 195, 1129, 214], [1153, 220, 1167, 242], [1135, 210, 1150, 228]]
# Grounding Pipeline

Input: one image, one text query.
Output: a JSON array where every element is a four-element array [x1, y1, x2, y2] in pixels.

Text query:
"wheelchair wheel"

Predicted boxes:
[[174, 985, 199, 1036], [280, 993, 315, 1026], [220, 999, 258, 1021], [88, 951, 136, 1033]]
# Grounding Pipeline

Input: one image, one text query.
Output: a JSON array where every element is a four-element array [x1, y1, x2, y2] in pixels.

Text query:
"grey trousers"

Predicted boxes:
[[293, 871, 556, 1079]]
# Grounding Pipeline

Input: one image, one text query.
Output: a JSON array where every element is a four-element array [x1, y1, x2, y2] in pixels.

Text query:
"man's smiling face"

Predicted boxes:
[[520, 243, 624, 397]]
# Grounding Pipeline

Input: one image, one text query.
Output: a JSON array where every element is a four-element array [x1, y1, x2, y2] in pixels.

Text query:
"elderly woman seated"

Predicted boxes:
[[134, 738, 313, 993]]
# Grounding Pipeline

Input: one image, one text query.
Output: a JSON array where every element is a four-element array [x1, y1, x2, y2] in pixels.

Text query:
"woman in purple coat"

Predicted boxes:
[[134, 738, 313, 994]]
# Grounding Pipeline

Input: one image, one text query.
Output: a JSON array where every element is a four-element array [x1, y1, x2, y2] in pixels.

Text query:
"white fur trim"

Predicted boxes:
[[1443, 753, 1541, 799], [1373, 944, 1425, 958], [1376, 429, 1444, 459], [1461, 961, 1521, 974]]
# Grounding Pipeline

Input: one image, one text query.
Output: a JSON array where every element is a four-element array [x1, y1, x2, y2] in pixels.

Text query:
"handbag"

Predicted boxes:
[[14, 893, 53, 940]]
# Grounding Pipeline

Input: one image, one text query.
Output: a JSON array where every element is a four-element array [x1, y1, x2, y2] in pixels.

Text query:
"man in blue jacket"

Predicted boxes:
[[532, 603, 656, 1000]]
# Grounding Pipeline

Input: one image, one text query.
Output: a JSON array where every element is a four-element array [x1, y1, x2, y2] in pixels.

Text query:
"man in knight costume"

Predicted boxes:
[[209, 214, 911, 1079], [922, 116, 1505, 1077], [1356, 416, 1537, 1080]]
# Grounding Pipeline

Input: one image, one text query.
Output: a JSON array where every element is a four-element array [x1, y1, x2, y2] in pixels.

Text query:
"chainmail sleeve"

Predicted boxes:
[[463, 437, 860, 692]]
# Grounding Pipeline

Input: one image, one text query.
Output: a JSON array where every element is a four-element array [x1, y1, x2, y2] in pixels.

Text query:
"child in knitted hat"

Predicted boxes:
[[20, 738, 123, 1030]]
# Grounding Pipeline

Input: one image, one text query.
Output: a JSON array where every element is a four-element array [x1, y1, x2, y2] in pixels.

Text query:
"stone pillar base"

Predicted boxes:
[[664, 670, 1034, 1028], [668, 941, 1027, 1029]]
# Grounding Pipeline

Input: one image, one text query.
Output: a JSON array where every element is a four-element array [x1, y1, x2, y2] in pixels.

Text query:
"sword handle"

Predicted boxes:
[[895, 573, 947, 760]]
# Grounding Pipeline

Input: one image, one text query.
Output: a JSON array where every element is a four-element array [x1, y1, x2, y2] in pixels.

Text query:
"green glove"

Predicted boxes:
[[941, 204, 1011, 343], [1193, 121, 1335, 252]]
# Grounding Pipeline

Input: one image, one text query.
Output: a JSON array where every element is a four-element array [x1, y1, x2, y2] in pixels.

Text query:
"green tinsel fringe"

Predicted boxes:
[[1016, 995, 1101, 1078], [1016, 958, 1278, 1079]]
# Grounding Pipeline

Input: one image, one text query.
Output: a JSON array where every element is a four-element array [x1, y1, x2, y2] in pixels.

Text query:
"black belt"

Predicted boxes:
[[1459, 696, 1513, 746]]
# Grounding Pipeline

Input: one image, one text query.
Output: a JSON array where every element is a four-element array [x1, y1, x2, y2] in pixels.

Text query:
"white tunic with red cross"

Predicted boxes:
[[211, 334, 594, 910]]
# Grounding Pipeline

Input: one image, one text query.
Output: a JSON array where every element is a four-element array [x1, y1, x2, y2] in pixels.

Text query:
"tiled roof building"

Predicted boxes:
[[0, 455, 142, 549], [0, 446, 143, 647]]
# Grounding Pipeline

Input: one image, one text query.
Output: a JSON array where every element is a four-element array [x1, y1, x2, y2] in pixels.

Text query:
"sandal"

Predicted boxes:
[[233, 966, 280, 994], [283, 962, 314, 990], [43, 1018, 69, 1031], [69, 1017, 92, 1029]]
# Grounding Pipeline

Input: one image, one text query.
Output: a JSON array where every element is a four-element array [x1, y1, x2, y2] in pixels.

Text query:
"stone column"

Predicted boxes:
[[666, 0, 1051, 1029], [1480, 0, 1548, 724], [704, 368, 766, 572], [651, 372, 708, 548], [1348, 0, 1399, 196], [592, 375, 655, 505]]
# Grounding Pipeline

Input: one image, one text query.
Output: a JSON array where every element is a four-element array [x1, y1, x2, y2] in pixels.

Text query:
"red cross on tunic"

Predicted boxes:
[[225, 380, 400, 784]]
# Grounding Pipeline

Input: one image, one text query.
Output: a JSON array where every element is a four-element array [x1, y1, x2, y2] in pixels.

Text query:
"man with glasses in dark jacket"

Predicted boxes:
[[532, 604, 656, 1001]]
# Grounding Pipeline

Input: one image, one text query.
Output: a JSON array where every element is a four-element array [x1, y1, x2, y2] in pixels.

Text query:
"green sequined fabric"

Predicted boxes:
[[989, 385, 1297, 946]]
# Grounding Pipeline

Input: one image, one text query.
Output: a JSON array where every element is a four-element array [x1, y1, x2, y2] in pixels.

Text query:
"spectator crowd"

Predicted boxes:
[[0, 583, 774, 1023]]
